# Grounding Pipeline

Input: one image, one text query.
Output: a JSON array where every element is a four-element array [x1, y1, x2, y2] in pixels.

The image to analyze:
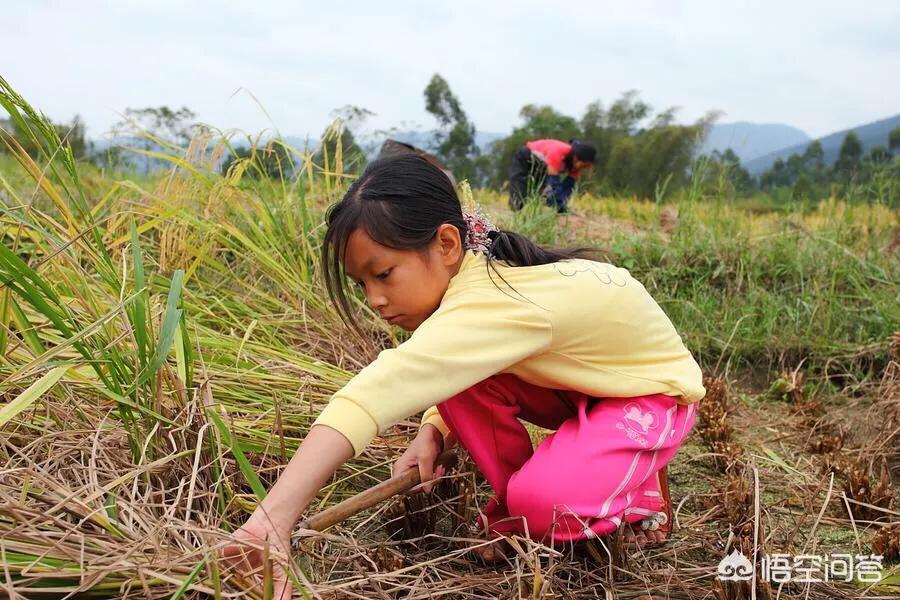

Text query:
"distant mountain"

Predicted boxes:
[[377, 130, 505, 154], [85, 130, 507, 165], [744, 114, 900, 175], [699, 122, 811, 164]]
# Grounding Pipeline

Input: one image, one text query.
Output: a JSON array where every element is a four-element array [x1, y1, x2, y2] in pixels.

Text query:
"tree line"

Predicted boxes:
[[762, 130, 898, 202], [421, 74, 715, 199], [419, 74, 897, 204], [2, 76, 897, 204]]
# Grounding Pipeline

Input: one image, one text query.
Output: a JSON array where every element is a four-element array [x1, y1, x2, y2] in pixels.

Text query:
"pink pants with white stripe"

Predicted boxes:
[[436, 373, 697, 542]]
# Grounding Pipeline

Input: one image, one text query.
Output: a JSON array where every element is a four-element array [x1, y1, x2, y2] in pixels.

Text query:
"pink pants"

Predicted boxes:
[[437, 373, 697, 542]]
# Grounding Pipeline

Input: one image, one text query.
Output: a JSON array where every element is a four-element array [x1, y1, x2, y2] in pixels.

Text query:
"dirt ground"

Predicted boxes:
[[296, 365, 898, 599]]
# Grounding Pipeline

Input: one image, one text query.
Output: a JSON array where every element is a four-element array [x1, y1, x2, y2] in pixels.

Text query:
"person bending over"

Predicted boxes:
[[508, 138, 596, 213]]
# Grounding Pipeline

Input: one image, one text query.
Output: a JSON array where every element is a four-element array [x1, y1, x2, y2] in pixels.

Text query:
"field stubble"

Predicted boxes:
[[1, 83, 898, 597]]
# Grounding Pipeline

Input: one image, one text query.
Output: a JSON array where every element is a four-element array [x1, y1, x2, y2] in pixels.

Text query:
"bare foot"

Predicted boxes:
[[624, 466, 672, 549], [468, 536, 510, 563], [470, 543, 505, 562], [622, 516, 669, 547]]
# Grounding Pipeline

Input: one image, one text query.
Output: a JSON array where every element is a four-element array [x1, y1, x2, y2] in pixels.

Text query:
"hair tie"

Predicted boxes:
[[462, 208, 498, 254]]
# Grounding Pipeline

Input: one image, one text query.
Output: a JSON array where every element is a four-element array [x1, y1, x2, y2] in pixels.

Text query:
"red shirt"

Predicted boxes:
[[526, 139, 581, 177]]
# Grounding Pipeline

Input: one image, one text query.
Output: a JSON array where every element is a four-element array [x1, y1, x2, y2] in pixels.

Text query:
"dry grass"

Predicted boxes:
[[1, 82, 898, 597], [3, 364, 896, 598]]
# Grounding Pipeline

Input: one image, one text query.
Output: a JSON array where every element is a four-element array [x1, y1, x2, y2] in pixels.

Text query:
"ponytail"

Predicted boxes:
[[483, 229, 598, 301], [487, 229, 595, 266]]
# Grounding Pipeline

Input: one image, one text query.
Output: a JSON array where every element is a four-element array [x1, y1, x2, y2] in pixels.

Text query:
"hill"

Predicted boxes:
[[373, 129, 505, 154], [699, 121, 810, 163], [745, 113, 900, 174]]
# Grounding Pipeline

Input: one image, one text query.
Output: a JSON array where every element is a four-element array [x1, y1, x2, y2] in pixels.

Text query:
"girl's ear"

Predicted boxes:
[[435, 223, 463, 266]]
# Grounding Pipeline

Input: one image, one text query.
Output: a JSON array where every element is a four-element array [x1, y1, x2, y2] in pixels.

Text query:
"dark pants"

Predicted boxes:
[[508, 147, 548, 211]]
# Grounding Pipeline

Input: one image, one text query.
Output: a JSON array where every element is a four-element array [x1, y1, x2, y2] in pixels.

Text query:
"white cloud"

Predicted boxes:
[[5, 0, 899, 140]]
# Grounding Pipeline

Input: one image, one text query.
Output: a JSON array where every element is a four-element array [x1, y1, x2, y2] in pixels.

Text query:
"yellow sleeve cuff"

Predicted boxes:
[[311, 396, 379, 458], [420, 406, 455, 448]]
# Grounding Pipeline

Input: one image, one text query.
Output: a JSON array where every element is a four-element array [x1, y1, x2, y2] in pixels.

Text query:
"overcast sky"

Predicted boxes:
[[6, 0, 899, 141]]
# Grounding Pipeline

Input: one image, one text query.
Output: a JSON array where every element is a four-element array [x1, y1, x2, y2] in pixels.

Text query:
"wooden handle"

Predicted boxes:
[[297, 450, 457, 532]]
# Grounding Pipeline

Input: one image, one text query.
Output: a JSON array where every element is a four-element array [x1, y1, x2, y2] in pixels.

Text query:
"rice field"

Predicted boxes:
[[1, 81, 898, 598]]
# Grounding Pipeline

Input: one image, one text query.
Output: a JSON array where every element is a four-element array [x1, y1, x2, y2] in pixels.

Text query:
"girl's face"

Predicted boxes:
[[343, 224, 463, 332]]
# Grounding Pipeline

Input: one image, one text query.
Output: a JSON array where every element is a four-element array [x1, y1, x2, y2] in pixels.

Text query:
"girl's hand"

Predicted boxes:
[[222, 511, 293, 599], [219, 424, 354, 600], [393, 423, 445, 493]]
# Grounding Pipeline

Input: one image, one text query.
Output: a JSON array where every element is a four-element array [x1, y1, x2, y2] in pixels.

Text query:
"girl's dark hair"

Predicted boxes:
[[322, 154, 596, 333]]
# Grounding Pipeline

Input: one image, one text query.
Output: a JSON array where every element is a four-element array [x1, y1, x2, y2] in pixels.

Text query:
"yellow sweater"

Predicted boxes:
[[313, 250, 705, 456]]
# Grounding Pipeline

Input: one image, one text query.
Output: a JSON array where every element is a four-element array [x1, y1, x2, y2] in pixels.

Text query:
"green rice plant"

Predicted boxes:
[[476, 186, 898, 380]]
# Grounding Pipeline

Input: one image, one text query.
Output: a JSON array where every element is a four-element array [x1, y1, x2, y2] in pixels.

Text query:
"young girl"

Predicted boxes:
[[224, 155, 703, 596], [508, 138, 597, 213]]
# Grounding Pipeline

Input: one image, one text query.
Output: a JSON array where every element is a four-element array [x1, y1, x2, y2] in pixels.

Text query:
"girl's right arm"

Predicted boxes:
[[222, 425, 353, 598], [254, 424, 354, 530]]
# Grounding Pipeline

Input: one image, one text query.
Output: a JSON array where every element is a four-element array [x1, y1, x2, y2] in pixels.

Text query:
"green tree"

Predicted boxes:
[[580, 91, 656, 188], [759, 139, 831, 194], [803, 140, 824, 167], [757, 131, 895, 202], [221, 140, 293, 180], [1, 114, 88, 160], [694, 148, 752, 199], [721, 148, 753, 193], [116, 106, 197, 145], [110, 105, 197, 173], [604, 90, 652, 133], [423, 74, 480, 184], [605, 136, 637, 191], [629, 115, 713, 197], [60, 115, 88, 159], [314, 105, 371, 176], [888, 126, 900, 154], [865, 146, 891, 164], [488, 91, 712, 197], [579, 100, 611, 169], [801, 140, 826, 185], [786, 152, 805, 180], [792, 172, 814, 201], [580, 92, 712, 197], [833, 131, 863, 181], [760, 157, 790, 189]]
